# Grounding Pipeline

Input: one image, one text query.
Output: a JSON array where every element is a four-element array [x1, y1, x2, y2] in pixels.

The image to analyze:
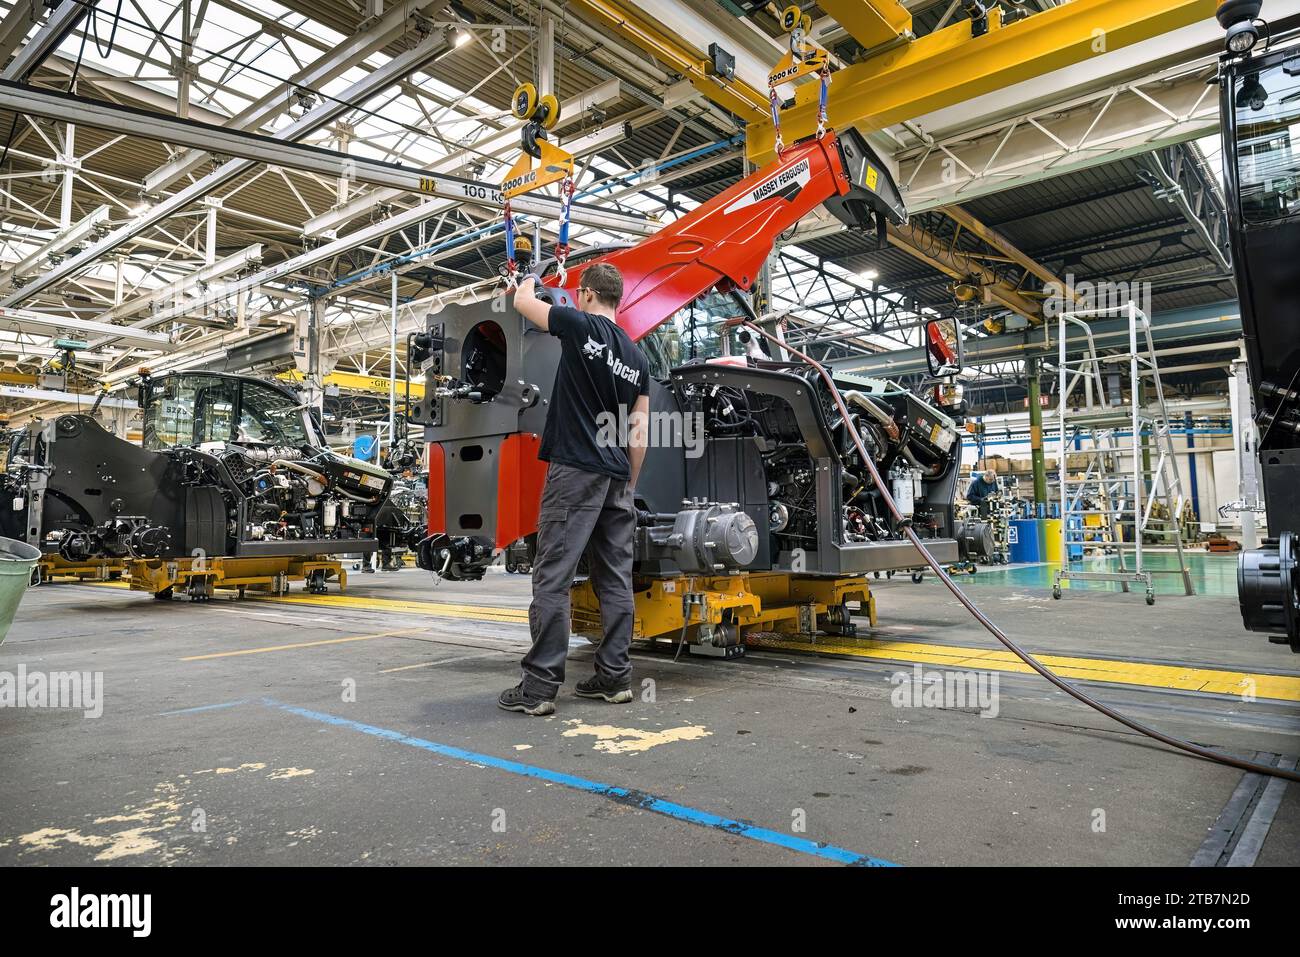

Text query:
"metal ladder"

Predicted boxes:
[[1051, 302, 1195, 604]]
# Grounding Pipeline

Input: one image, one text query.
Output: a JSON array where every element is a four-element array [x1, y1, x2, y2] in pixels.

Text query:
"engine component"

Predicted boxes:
[[1238, 532, 1300, 652], [645, 502, 759, 575], [57, 517, 172, 561], [889, 465, 921, 518], [955, 520, 995, 563], [416, 532, 491, 580]]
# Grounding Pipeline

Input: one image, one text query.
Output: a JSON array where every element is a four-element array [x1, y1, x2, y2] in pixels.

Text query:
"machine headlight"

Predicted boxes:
[[1226, 20, 1259, 54], [1217, 0, 1263, 54]]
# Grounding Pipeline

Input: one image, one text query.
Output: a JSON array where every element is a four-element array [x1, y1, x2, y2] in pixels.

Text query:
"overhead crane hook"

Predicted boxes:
[[501, 82, 575, 289], [768, 4, 832, 156]]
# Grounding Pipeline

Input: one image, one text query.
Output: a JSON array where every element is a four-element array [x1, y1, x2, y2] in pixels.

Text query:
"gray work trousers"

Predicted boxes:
[[521, 461, 636, 698]]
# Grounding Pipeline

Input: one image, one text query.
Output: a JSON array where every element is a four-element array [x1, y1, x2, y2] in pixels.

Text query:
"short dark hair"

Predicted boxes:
[[579, 262, 623, 308]]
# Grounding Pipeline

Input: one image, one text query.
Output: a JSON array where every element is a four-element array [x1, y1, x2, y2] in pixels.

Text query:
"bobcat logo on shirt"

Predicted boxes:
[[582, 336, 607, 359]]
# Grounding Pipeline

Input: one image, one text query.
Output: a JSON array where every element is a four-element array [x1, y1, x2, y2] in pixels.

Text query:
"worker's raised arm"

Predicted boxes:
[[513, 276, 552, 331], [627, 392, 650, 488]]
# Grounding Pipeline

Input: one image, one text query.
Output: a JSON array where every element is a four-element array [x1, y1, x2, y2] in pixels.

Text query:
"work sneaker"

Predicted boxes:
[[497, 683, 555, 716], [574, 673, 634, 704]]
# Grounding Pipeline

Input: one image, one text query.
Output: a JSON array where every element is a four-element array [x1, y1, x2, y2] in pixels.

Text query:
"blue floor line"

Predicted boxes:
[[261, 697, 898, 867], [158, 699, 247, 716]]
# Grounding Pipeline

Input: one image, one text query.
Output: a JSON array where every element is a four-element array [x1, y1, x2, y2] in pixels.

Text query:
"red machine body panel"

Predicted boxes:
[[552, 133, 855, 342], [495, 432, 547, 548], [426, 441, 446, 535]]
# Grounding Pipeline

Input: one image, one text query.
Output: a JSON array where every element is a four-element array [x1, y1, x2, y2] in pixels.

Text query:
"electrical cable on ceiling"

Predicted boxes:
[[740, 319, 1300, 785]]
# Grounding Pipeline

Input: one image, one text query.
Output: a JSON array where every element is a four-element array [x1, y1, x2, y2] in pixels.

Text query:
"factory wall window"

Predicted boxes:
[[1234, 59, 1300, 224]]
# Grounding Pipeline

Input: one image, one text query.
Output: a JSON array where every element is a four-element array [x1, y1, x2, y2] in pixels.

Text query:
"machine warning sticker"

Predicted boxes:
[[865, 166, 878, 191], [723, 158, 810, 215]]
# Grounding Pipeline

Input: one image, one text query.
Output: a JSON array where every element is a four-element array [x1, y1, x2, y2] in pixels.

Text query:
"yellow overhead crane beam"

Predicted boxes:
[[566, 0, 770, 123], [567, 1, 1214, 165], [816, 0, 912, 51], [277, 369, 425, 400], [747, 0, 1216, 164]]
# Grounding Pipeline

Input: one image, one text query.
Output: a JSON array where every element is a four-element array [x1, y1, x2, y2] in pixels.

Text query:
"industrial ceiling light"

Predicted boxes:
[[951, 281, 979, 303], [1217, 0, 1264, 54]]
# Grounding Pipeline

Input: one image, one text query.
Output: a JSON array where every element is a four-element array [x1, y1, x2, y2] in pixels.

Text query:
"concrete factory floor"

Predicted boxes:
[[1, 565, 1297, 867]]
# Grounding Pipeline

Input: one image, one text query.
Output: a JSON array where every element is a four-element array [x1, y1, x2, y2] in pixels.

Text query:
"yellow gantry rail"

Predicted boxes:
[[567, 0, 771, 122], [817, 0, 913, 51], [568, 0, 1216, 167], [746, 0, 1216, 163], [277, 369, 425, 400]]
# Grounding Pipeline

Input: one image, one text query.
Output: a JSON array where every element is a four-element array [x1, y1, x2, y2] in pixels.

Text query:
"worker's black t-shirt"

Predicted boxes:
[[539, 304, 650, 481]]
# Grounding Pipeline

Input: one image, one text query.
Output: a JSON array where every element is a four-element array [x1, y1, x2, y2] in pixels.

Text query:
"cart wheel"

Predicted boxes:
[[1145, 591, 1155, 606], [30, 567, 41, 586], [154, 586, 174, 601], [1052, 584, 1062, 600], [966, 562, 976, 574], [511, 82, 538, 121], [911, 572, 923, 584]]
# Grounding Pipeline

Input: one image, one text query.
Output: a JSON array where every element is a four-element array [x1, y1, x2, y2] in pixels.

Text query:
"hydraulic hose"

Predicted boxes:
[[740, 322, 1300, 783]]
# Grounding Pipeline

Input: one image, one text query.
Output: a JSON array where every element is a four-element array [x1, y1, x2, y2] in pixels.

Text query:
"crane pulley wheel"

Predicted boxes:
[[537, 93, 561, 130], [511, 82, 539, 121]]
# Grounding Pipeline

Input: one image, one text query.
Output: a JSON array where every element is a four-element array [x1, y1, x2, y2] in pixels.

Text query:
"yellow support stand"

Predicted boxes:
[[124, 556, 348, 601], [571, 571, 877, 657], [34, 556, 125, 585]]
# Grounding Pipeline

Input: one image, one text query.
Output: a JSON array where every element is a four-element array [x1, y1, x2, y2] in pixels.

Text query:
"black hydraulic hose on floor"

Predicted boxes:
[[740, 322, 1300, 784]]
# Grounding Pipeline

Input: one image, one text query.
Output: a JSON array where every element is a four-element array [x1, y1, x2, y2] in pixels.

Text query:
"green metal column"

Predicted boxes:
[[1026, 357, 1048, 506]]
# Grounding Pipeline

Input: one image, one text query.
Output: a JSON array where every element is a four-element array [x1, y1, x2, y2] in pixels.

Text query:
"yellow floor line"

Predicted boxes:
[[745, 636, 1300, 703], [87, 580, 1300, 702], [179, 627, 425, 661], [251, 592, 530, 623], [263, 591, 1300, 703]]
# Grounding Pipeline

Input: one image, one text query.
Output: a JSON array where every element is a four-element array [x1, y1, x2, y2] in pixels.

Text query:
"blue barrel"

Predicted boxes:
[[1065, 516, 1084, 561], [1008, 519, 1042, 563]]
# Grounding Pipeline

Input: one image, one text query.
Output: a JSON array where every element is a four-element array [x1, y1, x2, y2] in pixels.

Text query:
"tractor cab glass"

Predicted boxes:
[[1232, 56, 1300, 224], [640, 289, 761, 379], [141, 373, 313, 451]]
